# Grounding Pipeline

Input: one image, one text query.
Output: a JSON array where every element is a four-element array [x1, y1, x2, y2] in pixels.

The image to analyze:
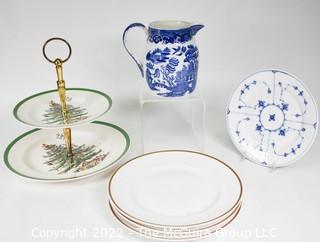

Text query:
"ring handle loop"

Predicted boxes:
[[42, 37, 72, 64]]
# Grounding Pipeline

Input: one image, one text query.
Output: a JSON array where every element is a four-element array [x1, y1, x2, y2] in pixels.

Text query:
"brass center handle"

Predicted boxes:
[[43, 37, 73, 158]]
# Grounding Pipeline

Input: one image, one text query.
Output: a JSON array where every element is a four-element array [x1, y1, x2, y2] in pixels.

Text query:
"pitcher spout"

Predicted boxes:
[[190, 24, 204, 36]]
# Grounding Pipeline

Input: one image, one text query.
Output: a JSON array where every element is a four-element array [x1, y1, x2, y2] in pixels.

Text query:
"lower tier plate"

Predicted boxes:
[[4, 121, 130, 182]]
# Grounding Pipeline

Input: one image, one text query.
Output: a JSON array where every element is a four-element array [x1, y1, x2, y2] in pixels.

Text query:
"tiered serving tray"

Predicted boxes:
[[4, 38, 130, 182]]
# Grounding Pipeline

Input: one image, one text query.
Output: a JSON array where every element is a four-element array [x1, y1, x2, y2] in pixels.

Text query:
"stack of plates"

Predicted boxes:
[[108, 150, 243, 240]]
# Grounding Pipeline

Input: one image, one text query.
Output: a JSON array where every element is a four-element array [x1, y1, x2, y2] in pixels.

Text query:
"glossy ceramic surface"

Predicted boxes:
[[108, 151, 242, 227], [4, 121, 130, 182], [227, 70, 318, 167], [123, 20, 204, 97], [109, 201, 241, 241], [14, 88, 112, 129]]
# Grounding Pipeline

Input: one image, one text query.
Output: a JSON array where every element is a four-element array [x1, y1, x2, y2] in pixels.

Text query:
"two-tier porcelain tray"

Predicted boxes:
[[4, 38, 130, 181]]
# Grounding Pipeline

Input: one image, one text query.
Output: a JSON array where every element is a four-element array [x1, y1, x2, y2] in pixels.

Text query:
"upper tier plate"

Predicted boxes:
[[14, 88, 112, 129], [227, 70, 318, 167]]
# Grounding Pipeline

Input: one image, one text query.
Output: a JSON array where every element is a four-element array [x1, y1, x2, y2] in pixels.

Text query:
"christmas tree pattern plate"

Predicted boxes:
[[227, 70, 318, 167], [13, 88, 112, 129], [4, 121, 130, 182]]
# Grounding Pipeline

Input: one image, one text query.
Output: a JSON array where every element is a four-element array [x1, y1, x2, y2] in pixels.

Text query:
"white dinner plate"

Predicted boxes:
[[109, 201, 241, 241], [227, 70, 318, 167], [109, 201, 241, 234], [110, 193, 242, 231], [13, 88, 112, 129], [108, 150, 242, 227], [4, 121, 130, 182]]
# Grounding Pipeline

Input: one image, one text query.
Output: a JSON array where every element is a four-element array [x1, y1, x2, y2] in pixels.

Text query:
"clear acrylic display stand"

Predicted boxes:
[[139, 83, 206, 153]]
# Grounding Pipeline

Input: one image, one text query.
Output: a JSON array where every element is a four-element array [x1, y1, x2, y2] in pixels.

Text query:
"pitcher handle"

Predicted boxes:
[[122, 23, 147, 77]]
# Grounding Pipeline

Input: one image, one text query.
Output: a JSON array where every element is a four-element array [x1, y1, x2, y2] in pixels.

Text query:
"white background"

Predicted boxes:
[[1, 0, 320, 241]]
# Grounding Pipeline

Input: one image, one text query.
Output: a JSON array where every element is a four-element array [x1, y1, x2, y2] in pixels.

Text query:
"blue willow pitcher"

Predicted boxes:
[[123, 20, 204, 97]]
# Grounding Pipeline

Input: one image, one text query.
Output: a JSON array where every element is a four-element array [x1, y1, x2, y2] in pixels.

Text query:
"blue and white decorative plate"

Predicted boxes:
[[227, 70, 318, 167]]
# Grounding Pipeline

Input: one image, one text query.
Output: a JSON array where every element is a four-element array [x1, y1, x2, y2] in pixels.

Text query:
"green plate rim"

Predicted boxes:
[[3, 121, 130, 181], [13, 88, 113, 127]]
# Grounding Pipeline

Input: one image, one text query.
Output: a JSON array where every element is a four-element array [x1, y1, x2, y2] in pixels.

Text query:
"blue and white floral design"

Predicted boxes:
[[227, 70, 318, 167], [146, 45, 199, 97], [149, 27, 194, 44], [122, 21, 203, 97]]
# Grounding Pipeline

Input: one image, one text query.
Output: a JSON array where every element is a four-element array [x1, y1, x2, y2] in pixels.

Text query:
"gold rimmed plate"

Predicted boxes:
[[108, 150, 243, 228], [109, 201, 242, 241]]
